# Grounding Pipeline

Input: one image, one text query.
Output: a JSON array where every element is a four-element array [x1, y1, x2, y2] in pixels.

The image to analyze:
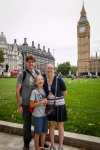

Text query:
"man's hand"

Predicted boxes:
[[18, 106, 23, 114]]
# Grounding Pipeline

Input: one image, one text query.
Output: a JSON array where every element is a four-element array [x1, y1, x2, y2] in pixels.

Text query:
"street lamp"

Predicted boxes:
[[21, 49, 29, 70], [53, 49, 55, 57]]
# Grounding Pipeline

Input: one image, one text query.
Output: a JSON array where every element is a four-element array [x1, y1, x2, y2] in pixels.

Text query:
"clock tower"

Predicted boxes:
[[77, 3, 90, 74]]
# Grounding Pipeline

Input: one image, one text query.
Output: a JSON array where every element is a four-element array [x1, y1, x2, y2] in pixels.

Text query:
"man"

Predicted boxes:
[[16, 54, 49, 150]]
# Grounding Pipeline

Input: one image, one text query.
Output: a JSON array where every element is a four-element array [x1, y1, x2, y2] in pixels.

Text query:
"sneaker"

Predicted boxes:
[[58, 147, 64, 150], [44, 141, 49, 148], [39, 140, 49, 148], [23, 142, 29, 150], [49, 146, 56, 150]]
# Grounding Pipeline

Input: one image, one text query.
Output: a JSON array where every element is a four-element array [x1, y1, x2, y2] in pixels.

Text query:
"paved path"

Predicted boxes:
[[0, 132, 83, 150]]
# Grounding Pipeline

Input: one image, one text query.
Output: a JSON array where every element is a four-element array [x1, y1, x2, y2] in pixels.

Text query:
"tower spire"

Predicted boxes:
[[79, 2, 87, 22], [81, 1, 85, 13]]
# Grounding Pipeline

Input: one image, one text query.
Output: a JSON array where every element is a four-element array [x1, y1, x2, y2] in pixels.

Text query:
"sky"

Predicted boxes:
[[0, 0, 100, 66]]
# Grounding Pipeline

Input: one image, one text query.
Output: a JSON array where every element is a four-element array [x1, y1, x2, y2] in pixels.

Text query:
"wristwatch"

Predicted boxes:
[[18, 104, 22, 107]]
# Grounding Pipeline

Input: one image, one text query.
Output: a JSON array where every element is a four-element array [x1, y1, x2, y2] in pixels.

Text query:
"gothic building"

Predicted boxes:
[[18, 38, 55, 71], [0, 32, 55, 74], [77, 3, 100, 75]]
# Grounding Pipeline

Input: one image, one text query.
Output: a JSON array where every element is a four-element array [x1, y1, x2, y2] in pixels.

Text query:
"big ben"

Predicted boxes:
[[77, 3, 90, 74]]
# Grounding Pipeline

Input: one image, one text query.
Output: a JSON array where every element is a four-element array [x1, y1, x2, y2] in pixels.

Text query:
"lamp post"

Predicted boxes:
[[53, 49, 55, 57], [21, 49, 29, 70]]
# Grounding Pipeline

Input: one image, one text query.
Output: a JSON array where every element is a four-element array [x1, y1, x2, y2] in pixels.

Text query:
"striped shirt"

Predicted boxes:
[[47, 85, 65, 106]]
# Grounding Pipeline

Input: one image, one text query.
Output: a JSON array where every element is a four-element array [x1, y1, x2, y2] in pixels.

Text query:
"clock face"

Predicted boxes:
[[79, 27, 85, 33]]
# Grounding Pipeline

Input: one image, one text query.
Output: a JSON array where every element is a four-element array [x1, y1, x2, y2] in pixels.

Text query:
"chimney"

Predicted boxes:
[[48, 48, 50, 53], [14, 39, 17, 44], [23, 38, 28, 46], [38, 44, 40, 49], [32, 41, 34, 47], [43, 46, 45, 51], [96, 52, 97, 58], [24, 38, 27, 44], [1, 32, 3, 35]]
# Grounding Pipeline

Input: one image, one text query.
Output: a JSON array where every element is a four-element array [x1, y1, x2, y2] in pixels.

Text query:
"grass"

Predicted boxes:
[[0, 77, 100, 137]]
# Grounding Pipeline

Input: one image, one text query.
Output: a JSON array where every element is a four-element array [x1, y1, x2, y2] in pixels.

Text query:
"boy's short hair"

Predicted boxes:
[[26, 54, 36, 62], [34, 75, 44, 85]]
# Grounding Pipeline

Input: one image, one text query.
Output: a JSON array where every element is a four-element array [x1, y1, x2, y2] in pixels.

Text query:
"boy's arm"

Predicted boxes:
[[30, 98, 48, 107]]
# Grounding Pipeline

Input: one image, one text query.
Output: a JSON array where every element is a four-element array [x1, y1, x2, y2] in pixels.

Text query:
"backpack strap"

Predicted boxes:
[[35, 88, 46, 99], [34, 69, 40, 75], [22, 69, 40, 83], [22, 70, 27, 82], [20, 70, 27, 94]]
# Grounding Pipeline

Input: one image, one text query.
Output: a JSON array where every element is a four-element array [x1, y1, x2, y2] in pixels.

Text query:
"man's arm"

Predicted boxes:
[[16, 83, 23, 114]]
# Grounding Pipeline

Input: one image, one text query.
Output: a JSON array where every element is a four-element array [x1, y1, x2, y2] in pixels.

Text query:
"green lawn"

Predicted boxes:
[[0, 77, 100, 137]]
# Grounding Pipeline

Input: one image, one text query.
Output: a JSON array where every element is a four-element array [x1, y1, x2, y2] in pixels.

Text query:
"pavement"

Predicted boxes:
[[0, 132, 81, 150], [0, 121, 100, 150]]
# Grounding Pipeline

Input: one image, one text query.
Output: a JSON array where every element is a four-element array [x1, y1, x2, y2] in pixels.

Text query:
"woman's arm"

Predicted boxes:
[[62, 90, 67, 98]]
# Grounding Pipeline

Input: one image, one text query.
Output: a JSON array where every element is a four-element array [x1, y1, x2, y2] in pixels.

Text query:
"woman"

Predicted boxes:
[[43, 64, 68, 150]]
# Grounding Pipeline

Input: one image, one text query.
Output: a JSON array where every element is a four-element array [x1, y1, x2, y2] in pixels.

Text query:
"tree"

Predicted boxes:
[[57, 62, 71, 75], [0, 50, 5, 65], [71, 65, 77, 74]]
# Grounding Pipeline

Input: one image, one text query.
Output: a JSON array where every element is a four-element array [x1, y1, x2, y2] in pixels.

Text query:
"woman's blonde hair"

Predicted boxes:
[[46, 63, 55, 69]]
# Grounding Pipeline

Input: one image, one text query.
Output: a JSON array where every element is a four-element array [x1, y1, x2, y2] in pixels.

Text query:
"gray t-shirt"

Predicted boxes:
[[16, 69, 40, 105], [30, 88, 47, 117]]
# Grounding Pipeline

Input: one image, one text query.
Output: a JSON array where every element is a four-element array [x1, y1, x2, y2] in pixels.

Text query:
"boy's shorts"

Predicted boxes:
[[33, 116, 48, 134]]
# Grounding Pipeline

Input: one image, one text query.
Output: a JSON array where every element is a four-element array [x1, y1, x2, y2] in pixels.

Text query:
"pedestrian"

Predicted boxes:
[[43, 63, 68, 150], [41, 71, 46, 79], [30, 75, 48, 150], [16, 54, 49, 150]]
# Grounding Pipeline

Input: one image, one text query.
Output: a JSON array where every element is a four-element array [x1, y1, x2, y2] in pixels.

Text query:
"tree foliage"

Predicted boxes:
[[0, 49, 5, 64], [71, 65, 77, 74], [57, 62, 71, 75], [57, 62, 77, 75]]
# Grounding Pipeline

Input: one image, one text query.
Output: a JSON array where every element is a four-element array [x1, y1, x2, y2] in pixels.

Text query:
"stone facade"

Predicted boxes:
[[0, 32, 55, 74], [0, 32, 22, 74], [18, 38, 55, 72], [77, 3, 100, 75]]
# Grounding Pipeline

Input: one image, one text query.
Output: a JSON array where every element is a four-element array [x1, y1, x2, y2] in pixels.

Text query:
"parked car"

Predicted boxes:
[[66, 75, 72, 78], [92, 75, 99, 78]]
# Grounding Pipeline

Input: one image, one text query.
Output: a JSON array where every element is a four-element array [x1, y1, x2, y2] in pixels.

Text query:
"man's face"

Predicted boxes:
[[26, 59, 35, 70]]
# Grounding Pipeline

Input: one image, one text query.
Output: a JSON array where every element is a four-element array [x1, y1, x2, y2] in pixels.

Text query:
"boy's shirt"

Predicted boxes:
[[30, 88, 47, 117]]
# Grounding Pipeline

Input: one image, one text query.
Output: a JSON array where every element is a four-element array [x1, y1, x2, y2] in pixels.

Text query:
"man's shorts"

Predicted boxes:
[[33, 116, 48, 134]]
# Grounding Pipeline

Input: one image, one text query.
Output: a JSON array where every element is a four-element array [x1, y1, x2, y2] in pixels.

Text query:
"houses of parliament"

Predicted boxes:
[[77, 3, 100, 75]]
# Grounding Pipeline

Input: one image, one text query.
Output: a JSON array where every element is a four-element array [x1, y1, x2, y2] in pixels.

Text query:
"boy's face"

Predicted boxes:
[[35, 76, 44, 87], [26, 59, 35, 70]]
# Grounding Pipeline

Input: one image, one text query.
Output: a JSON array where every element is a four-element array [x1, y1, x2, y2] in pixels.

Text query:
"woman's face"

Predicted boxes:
[[46, 64, 55, 75]]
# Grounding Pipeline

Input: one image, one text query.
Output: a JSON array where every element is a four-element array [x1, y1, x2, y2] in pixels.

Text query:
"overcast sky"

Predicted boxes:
[[0, 0, 100, 66]]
